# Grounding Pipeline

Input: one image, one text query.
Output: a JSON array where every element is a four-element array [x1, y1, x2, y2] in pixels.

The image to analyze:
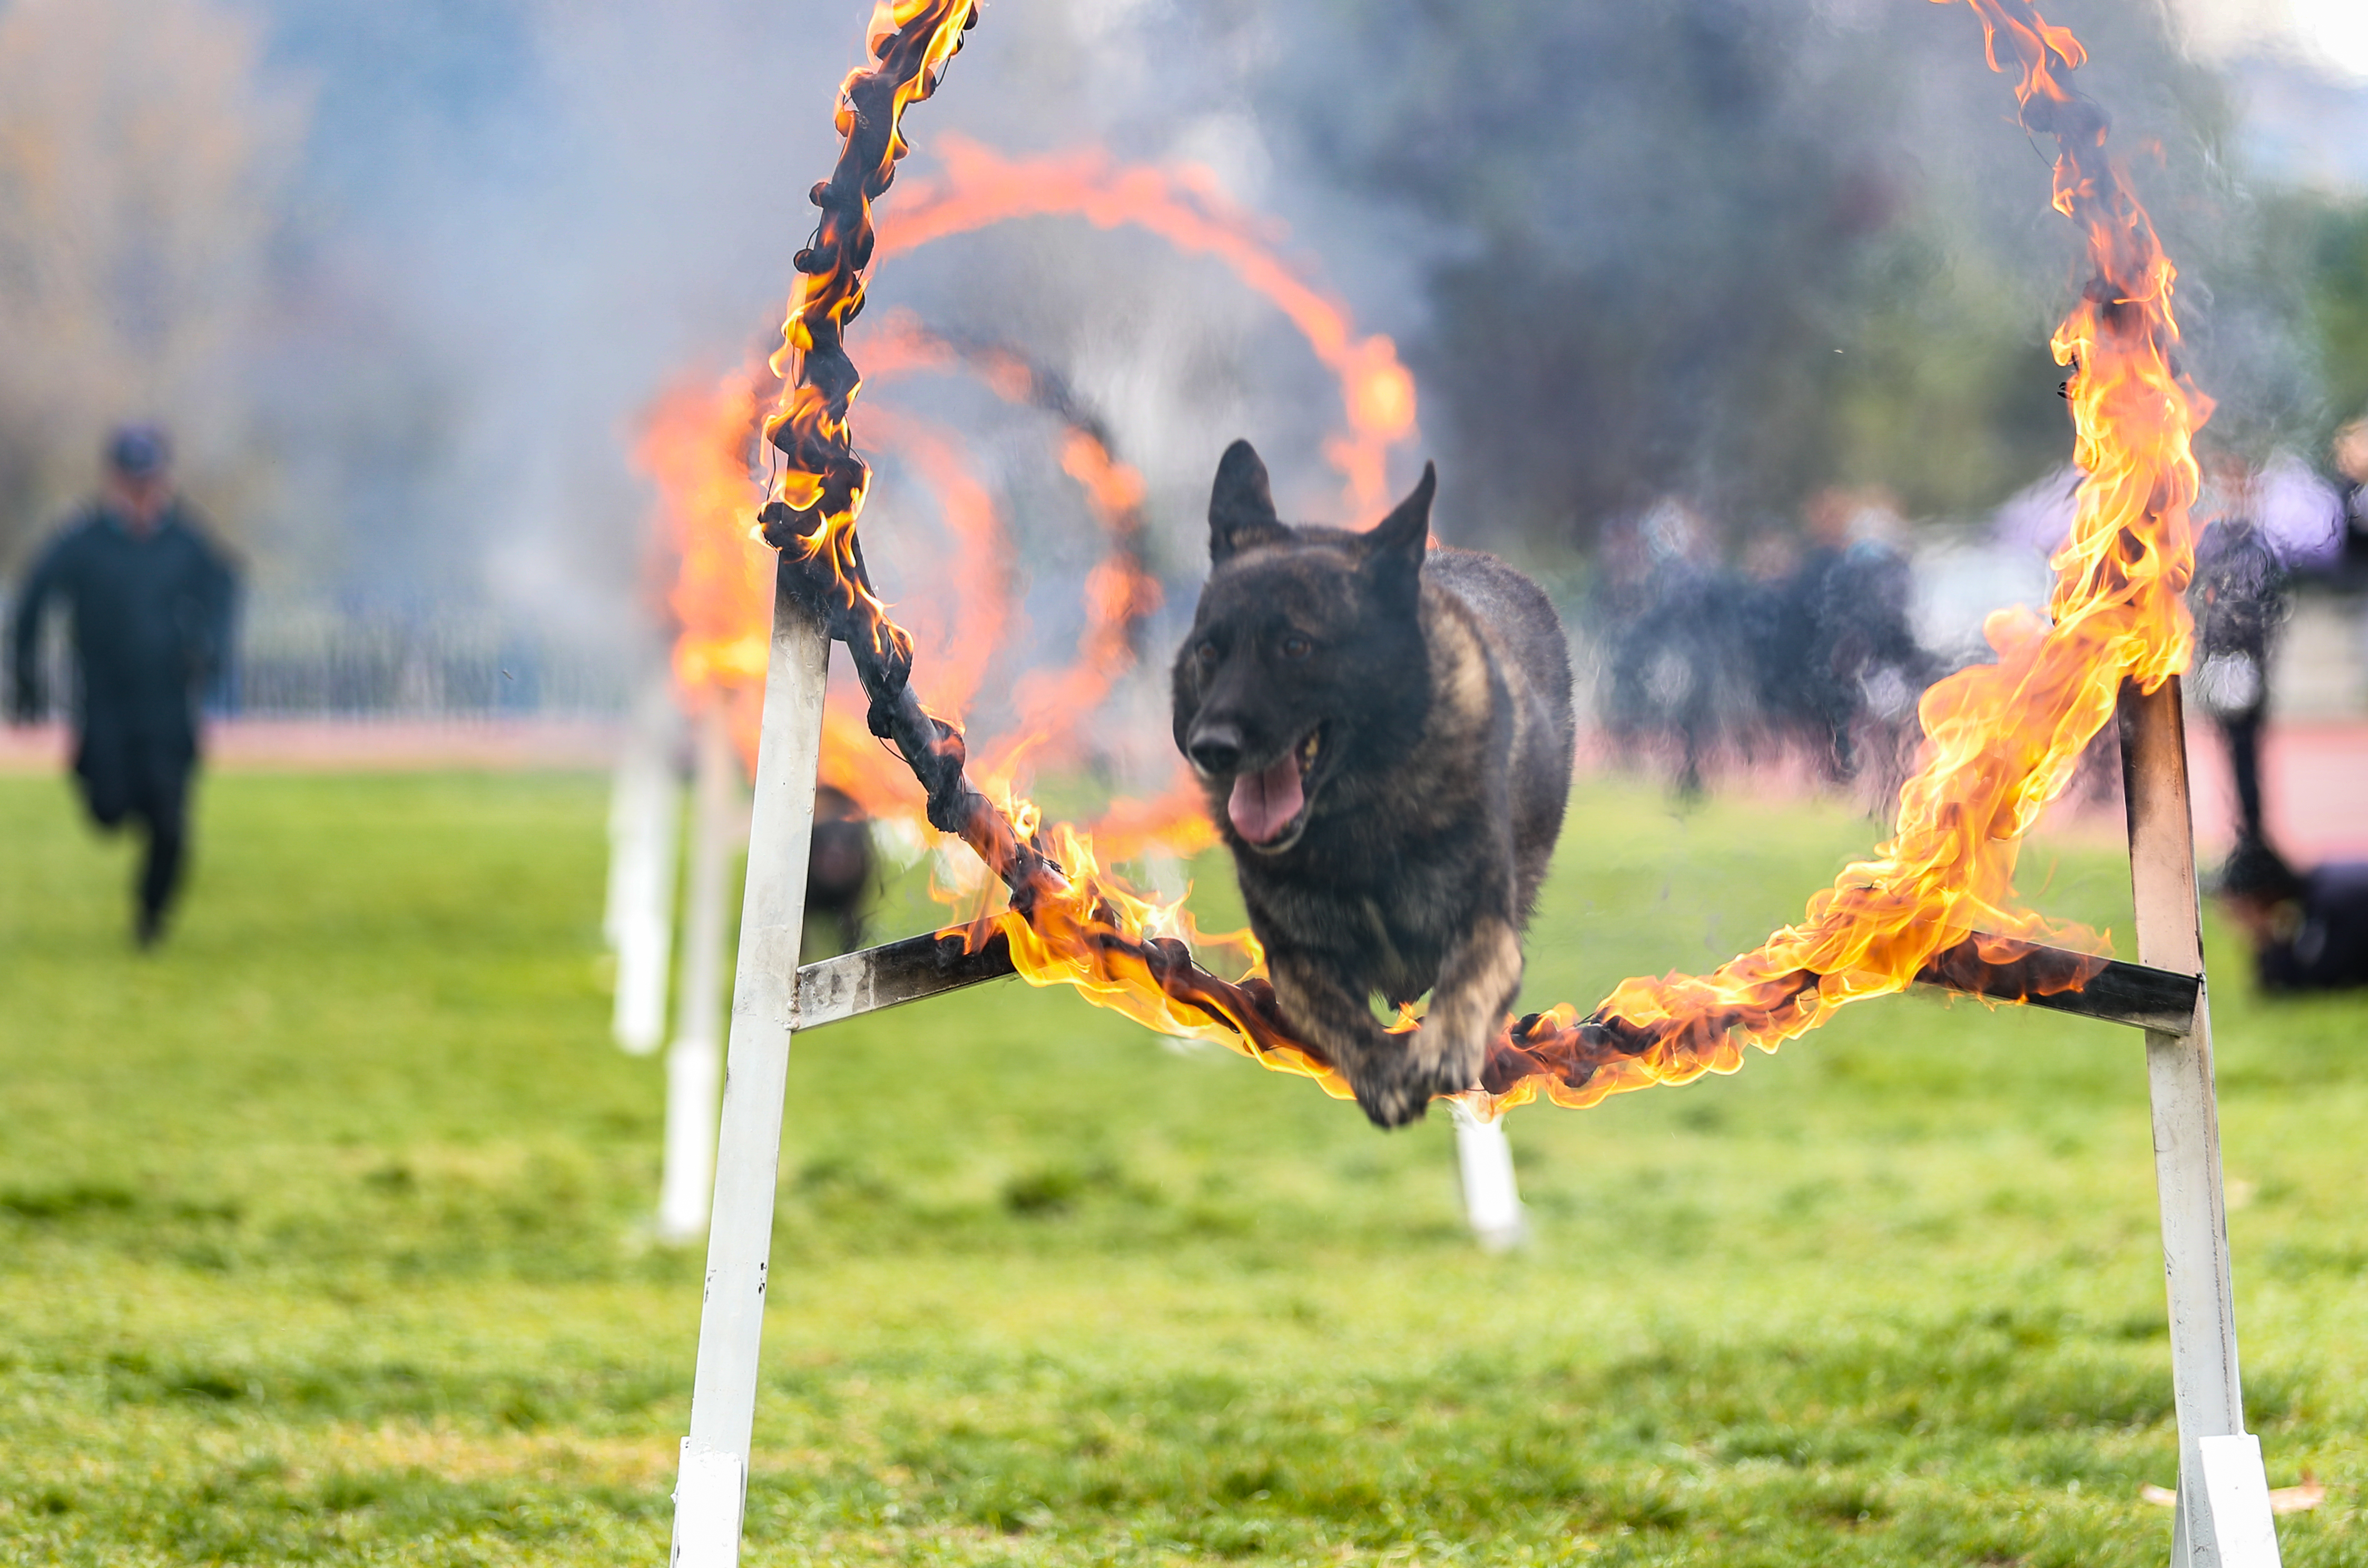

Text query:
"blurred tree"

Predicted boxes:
[[0, 0, 303, 568], [2269, 193, 2368, 434]]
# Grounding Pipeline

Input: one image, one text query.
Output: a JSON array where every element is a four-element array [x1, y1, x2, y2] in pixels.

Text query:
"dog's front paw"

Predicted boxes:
[[1349, 1064, 1433, 1129], [1349, 1033, 1485, 1129]]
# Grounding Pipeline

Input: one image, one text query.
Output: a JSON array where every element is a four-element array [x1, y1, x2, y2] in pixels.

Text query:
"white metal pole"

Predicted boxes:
[[657, 704, 741, 1246], [611, 679, 684, 1056], [671, 565, 830, 1567], [1448, 1101, 1527, 1251], [2120, 676, 2280, 1567]]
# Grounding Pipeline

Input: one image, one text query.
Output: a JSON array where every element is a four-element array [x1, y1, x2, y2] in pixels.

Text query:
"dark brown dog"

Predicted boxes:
[[1172, 441, 1576, 1127]]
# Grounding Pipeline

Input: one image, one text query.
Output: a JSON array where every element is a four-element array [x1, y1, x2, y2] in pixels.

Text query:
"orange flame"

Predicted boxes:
[[632, 362, 1012, 815], [762, 0, 977, 667], [633, 363, 772, 764], [638, 321, 1183, 837], [969, 820, 1351, 1092], [862, 406, 1010, 722], [857, 311, 1165, 778], [952, 0, 2208, 1120], [1457, 0, 2201, 1113], [803, 404, 1017, 820], [759, 2, 2173, 1121], [877, 136, 1419, 516]]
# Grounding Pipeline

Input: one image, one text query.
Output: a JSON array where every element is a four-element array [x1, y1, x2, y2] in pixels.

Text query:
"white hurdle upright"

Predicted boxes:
[[2119, 678, 2279, 1566], [672, 569, 829, 1566], [608, 678, 685, 1057], [657, 704, 744, 1246]]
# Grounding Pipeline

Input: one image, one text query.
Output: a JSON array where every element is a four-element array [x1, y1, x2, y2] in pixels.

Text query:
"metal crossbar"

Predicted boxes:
[[788, 930, 2199, 1038]]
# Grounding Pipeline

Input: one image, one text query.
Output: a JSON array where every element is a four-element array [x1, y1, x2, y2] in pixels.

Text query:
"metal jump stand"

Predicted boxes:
[[666, 562, 2282, 1566]]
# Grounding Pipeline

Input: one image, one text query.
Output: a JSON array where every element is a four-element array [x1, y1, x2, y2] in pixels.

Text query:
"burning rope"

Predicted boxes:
[[753, 0, 1369, 1098], [758, 0, 1035, 872], [761, 0, 2199, 1120]]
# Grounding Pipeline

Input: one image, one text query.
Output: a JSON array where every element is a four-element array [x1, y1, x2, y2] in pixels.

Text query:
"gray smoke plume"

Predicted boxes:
[[0, 0, 2344, 705]]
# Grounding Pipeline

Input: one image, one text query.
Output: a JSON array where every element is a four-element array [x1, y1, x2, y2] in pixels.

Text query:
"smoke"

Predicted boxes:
[[1244, 0, 2326, 547], [0, 0, 2341, 681]]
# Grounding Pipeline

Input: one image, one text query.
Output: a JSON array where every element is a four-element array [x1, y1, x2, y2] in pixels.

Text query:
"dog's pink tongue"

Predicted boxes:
[[1227, 753, 1305, 844]]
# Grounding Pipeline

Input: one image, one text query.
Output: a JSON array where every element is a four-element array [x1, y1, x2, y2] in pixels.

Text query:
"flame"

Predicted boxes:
[[761, 0, 977, 667], [860, 405, 1009, 722], [876, 135, 1419, 516], [638, 320, 1171, 833], [753, 86, 1409, 867], [971, 819, 1351, 1094], [758, 0, 2180, 1125], [948, 0, 2209, 1121], [1075, 778, 1220, 864], [632, 362, 772, 763], [631, 362, 1013, 816]]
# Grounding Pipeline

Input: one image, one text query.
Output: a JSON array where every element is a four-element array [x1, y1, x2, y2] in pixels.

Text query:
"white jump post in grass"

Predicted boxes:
[[672, 565, 828, 1567], [2119, 677, 2279, 1567], [1449, 1100, 1526, 1251], [608, 678, 684, 1057], [656, 704, 742, 1246]]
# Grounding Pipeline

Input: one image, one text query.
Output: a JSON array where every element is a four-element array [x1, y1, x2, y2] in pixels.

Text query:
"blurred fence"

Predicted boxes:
[[3, 596, 641, 721]]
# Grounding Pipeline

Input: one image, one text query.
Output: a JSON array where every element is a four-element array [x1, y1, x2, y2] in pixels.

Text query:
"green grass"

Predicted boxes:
[[1, 767, 2363, 1566]]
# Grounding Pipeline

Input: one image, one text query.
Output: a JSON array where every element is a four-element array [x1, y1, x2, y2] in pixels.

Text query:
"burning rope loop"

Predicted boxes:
[[759, 0, 1012, 851], [755, 0, 2193, 1121]]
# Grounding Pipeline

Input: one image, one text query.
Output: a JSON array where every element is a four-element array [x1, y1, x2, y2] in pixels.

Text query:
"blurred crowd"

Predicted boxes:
[[1591, 487, 1935, 802], [1586, 418, 2368, 991]]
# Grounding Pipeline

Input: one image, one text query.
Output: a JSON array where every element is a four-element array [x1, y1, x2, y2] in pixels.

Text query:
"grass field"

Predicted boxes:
[[1, 767, 2362, 1566]]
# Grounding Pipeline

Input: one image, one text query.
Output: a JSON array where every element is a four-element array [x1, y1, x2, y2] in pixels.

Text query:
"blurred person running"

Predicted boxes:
[[7, 426, 238, 946]]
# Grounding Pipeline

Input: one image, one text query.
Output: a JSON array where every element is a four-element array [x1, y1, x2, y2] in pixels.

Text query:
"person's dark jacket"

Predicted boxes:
[[7, 502, 238, 755], [2256, 863, 2368, 994]]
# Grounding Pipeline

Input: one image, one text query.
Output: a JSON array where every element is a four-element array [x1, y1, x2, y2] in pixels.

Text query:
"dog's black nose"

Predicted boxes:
[[1188, 725, 1243, 776]]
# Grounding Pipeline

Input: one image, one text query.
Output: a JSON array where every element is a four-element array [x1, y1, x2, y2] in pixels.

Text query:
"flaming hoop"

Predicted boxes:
[[704, 0, 2227, 1121], [677, 3, 2279, 1561]]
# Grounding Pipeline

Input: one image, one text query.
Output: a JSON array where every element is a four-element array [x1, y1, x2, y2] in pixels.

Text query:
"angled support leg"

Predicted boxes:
[[2120, 677, 2278, 1567], [671, 562, 830, 1566]]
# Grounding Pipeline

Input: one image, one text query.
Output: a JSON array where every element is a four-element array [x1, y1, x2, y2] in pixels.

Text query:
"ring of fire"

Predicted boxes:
[[748, 0, 2208, 1122]]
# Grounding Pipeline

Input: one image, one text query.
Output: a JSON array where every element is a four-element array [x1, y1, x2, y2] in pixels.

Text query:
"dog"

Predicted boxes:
[[1171, 440, 1576, 1127]]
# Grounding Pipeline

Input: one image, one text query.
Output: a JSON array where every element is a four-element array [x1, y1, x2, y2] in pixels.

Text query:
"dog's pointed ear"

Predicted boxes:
[[1208, 439, 1287, 563], [1361, 462, 1436, 575]]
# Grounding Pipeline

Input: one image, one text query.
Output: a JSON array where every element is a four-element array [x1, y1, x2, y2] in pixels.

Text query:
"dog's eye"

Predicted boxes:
[[1194, 640, 1219, 666], [1281, 634, 1312, 660]]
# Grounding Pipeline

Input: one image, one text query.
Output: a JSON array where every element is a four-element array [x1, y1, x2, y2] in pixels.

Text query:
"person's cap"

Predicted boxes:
[[106, 424, 171, 480]]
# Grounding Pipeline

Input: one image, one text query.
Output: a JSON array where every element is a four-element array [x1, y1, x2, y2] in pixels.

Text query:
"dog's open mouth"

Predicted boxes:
[[1226, 728, 1324, 851]]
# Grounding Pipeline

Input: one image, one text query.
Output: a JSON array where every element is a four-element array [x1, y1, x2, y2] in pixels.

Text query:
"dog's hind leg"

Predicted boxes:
[[1400, 915, 1522, 1112]]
